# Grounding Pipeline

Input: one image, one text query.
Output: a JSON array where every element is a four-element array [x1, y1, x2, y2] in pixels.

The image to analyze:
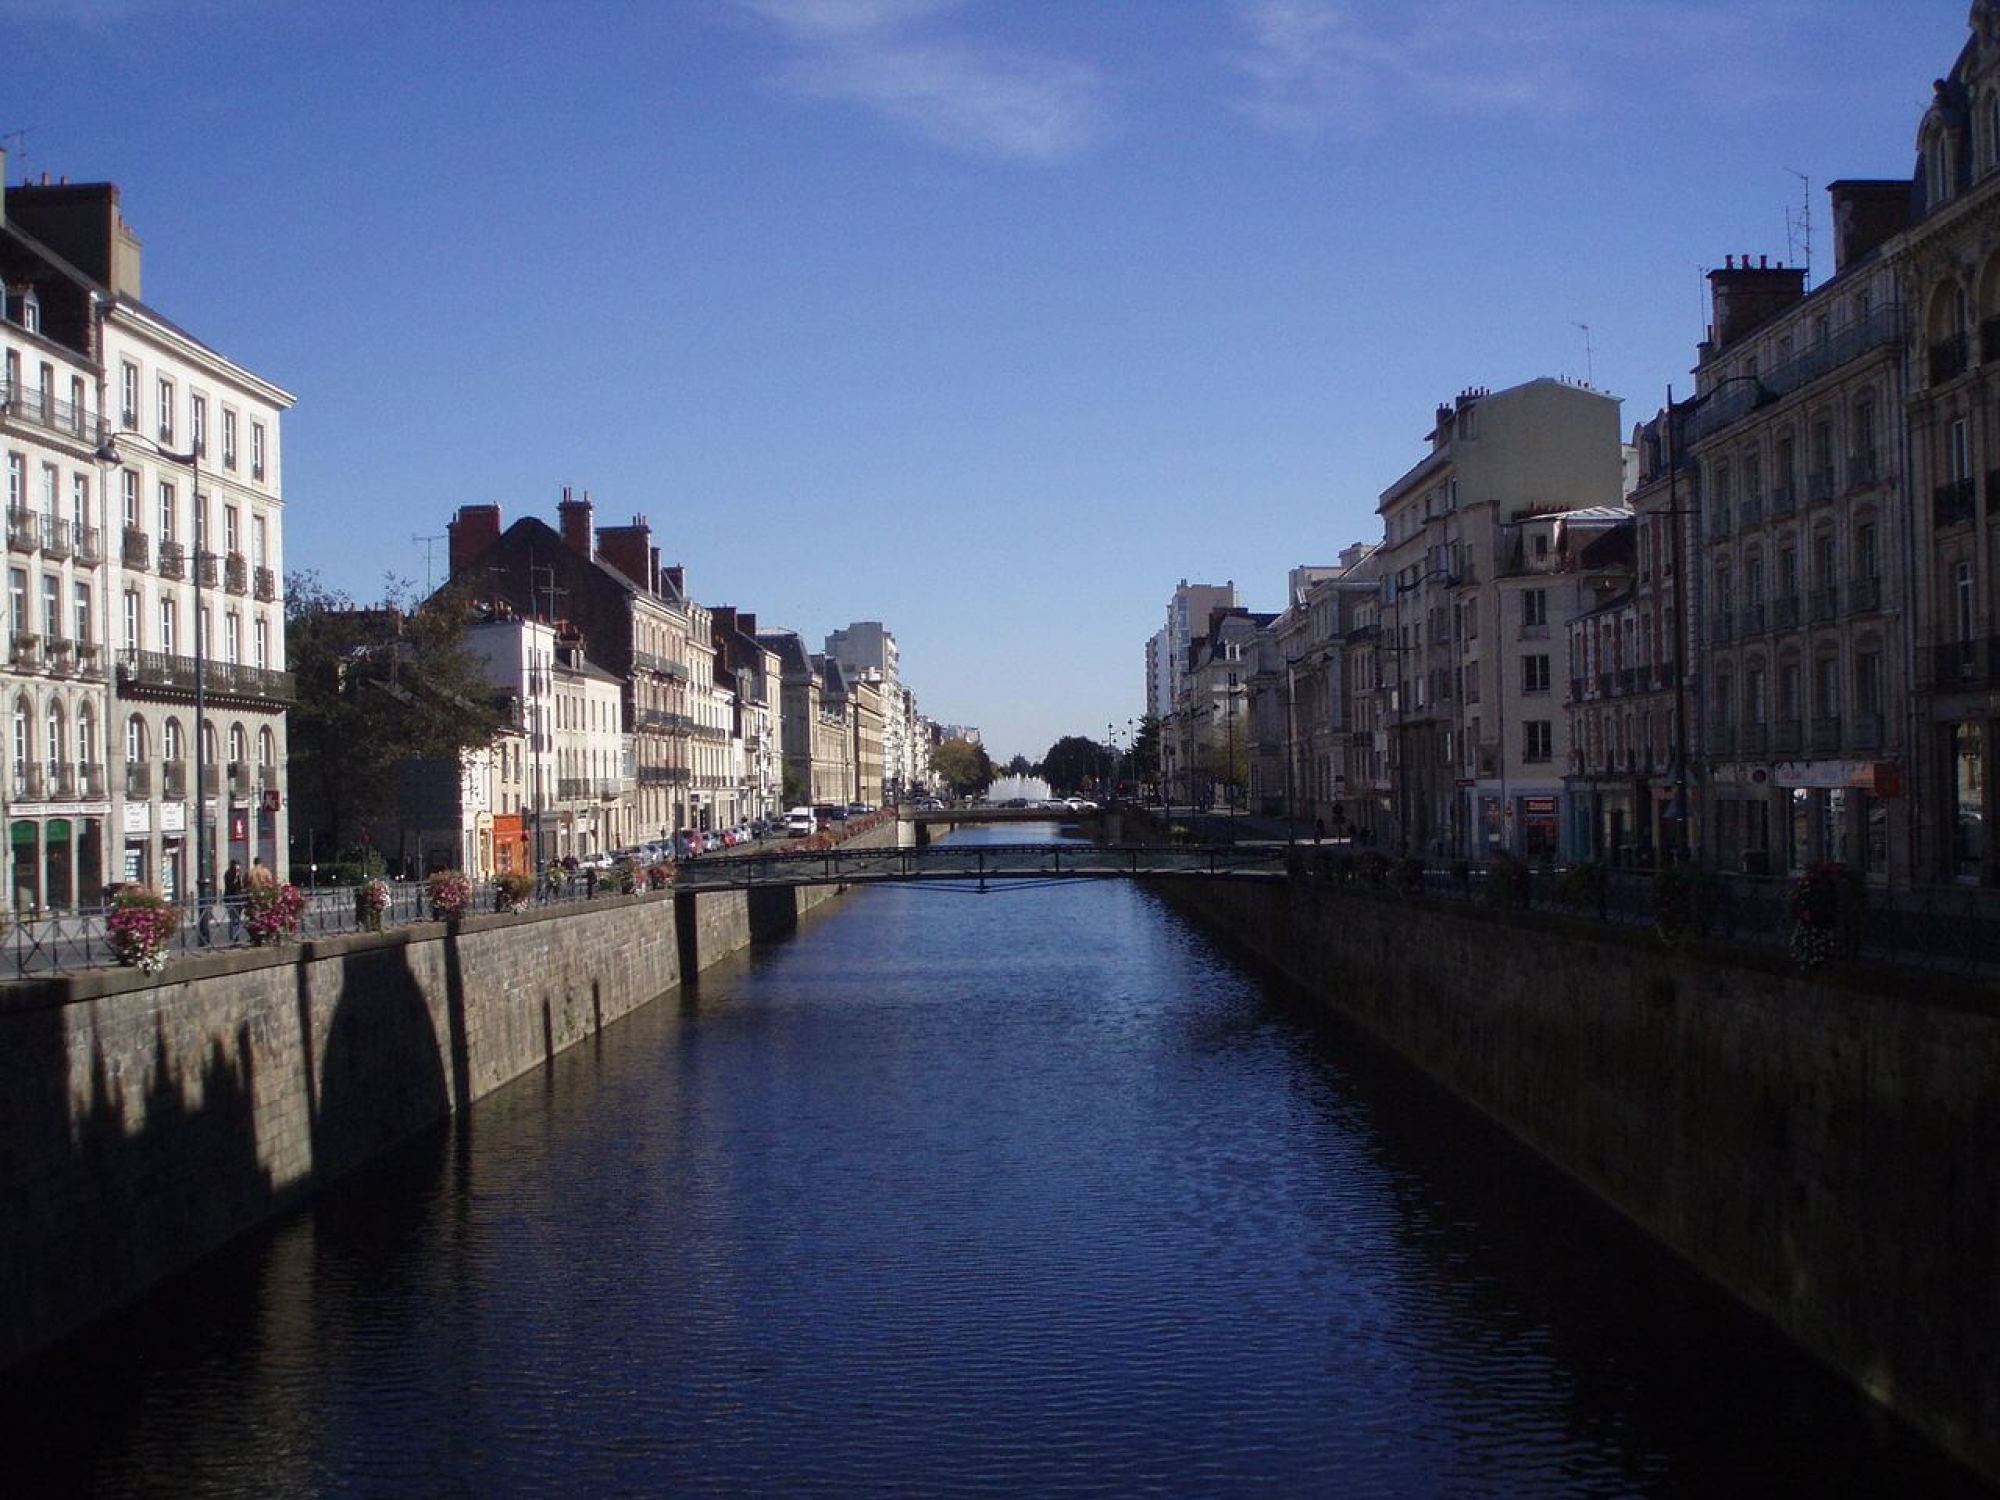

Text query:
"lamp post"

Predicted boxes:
[[97, 432, 214, 924]]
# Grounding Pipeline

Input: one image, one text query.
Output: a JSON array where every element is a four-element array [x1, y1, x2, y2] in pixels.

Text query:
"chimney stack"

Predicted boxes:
[[557, 485, 594, 558], [447, 504, 502, 579], [594, 515, 654, 590]]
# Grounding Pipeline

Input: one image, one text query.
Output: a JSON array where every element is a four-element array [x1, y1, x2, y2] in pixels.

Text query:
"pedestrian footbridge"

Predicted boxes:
[[673, 842, 1287, 892]]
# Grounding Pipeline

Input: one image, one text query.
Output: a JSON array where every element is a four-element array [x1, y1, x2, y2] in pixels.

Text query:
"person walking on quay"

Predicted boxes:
[[224, 860, 246, 942]]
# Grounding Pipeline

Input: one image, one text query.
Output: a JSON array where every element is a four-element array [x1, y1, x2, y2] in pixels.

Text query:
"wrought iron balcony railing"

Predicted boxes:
[[114, 649, 297, 704]]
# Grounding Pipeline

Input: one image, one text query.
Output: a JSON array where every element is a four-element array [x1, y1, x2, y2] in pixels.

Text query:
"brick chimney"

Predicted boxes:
[[447, 504, 502, 579], [1705, 256, 1807, 354], [737, 611, 756, 638], [1827, 180, 1915, 274], [557, 485, 593, 558], [595, 515, 653, 589], [4, 177, 143, 298], [662, 562, 684, 599]]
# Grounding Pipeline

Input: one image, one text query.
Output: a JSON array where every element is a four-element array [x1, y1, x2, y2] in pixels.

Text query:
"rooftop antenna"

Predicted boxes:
[[0, 129, 28, 176], [1784, 168, 1812, 285], [1571, 321, 1595, 387], [411, 532, 444, 594]]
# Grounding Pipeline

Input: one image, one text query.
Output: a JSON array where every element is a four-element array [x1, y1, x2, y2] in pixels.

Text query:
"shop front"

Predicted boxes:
[[10, 810, 105, 912]]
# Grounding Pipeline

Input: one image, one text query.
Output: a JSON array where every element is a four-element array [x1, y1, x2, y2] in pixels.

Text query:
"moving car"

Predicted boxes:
[[784, 807, 816, 837]]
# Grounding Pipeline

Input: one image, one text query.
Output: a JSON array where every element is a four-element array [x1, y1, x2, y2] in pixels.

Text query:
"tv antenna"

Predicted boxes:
[[411, 533, 445, 594], [1784, 168, 1812, 284], [0, 129, 29, 176], [1571, 321, 1595, 387]]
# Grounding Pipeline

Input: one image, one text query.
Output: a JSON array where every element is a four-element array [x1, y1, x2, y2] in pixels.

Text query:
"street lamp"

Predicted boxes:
[[97, 431, 215, 925]]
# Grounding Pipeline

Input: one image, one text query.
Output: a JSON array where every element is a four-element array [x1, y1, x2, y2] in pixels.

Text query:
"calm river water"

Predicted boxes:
[[10, 824, 1986, 1497]]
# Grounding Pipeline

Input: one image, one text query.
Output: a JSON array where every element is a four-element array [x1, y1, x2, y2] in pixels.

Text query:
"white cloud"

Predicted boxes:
[[743, 0, 1104, 161]]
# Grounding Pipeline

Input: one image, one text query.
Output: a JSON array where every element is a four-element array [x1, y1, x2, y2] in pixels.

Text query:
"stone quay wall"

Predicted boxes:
[[0, 823, 894, 1369], [1144, 865, 2000, 1484]]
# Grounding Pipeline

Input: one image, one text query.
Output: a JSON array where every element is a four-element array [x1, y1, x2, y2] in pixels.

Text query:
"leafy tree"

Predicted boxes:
[[782, 766, 811, 807], [1131, 716, 1162, 786], [931, 737, 994, 796], [286, 572, 508, 855], [1041, 735, 1110, 793], [1199, 736, 1248, 806], [1005, 753, 1034, 778]]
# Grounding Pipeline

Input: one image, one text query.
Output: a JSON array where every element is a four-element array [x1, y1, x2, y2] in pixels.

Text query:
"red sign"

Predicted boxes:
[[262, 788, 283, 813]]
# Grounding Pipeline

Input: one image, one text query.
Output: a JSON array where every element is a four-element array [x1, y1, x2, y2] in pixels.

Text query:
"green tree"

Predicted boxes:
[[1200, 736, 1248, 807], [286, 572, 508, 856], [1005, 753, 1034, 778], [1040, 734, 1110, 793], [1131, 715, 1162, 786], [931, 737, 994, 796]]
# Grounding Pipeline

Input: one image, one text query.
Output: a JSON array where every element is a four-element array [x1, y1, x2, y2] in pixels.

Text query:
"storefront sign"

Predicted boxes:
[[121, 803, 151, 835], [1523, 796, 1558, 826], [1773, 760, 1885, 791], [161, 802, 187, 833]]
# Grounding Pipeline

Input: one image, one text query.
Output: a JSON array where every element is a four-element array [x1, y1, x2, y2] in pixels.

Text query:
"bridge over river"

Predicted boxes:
[[673, 840, 1285, 892]]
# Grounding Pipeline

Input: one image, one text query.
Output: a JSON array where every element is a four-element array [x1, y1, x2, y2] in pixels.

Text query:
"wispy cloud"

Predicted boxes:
[[1229, 0, 1801, 139], [743, 0, 1104, 161]]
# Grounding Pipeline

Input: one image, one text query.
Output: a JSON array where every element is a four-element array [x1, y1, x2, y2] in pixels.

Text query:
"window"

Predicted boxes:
[[1522, 654, 1550, 693], [69, 375, 86, 435], [38, 463, 55, 518], [120, 363, 138, 428], [122, 590, 139, 650], [250, 421, 266, 480], [126, 715, 145, 765], [5, 452, 21, 510], [224, 504, 239, 554], [1523, 720, 1552, 763], [1956, 560, 1975, 642], [1857, 650, 1882, 715], [159, 597, 176, 654], [1950, 417, 1972, 482], [40, 575, 58, 639], [191, 394, 207, 457], [1522, 589, 1547, 628], [20, 287, 39, 334], [70, 473, 87, 535], [253, 616, 268, 669], [1747, 665, 1768, 725], [157, 481, 175, 541], [259, 727, 275, 767], [229, 724, 246, 766], [121, 470, 138, 531], [222, 409, 238, 469], [156, 376, 175, 443], [253, 514, 267, 569], [1857, 522, 1879, 579], [1816, 656, 1841, 719], [10, 568, 27, 638], [72, 582, 89, 645], [224, 612, 240, 664], [164, 718, 182, 763]]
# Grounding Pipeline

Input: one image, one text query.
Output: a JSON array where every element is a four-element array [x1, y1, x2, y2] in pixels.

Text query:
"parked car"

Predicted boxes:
[[703, 831, 723, 853], [675, 829, 704, 859]]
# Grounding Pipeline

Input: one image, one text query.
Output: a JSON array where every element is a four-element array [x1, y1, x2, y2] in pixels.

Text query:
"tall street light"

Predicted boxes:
[[98, 431, 214, 922]]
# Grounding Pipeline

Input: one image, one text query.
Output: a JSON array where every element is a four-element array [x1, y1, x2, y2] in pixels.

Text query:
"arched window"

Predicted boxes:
[[77, 706, 95, 771], [43, 699, 63, 771], [12, 697, 28, 775], [164, 717, 184, 763], [258, 727, 275, 767], [228, 723, 247, 767], [125, 714, 146, 765]]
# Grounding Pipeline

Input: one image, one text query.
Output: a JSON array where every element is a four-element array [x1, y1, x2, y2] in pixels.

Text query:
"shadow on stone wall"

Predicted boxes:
[[310, 942, 451, 1186], [0, 997, 273, 1370], [748, 885, 803, 943]]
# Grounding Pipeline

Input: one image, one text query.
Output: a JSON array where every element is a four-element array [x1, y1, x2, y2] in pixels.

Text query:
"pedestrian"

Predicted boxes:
[[224, 859, 245, 941], [1314, 817, 1325, 844]]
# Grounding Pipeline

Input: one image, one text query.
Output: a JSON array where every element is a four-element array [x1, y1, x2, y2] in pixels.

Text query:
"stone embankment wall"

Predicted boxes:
[[0, 824, 894, 1369], [1144, 865, 2000, 1483]]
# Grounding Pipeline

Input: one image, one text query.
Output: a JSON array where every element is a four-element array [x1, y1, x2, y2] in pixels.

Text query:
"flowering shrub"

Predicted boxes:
[[428, 870, 472, 924], [108, 886, 178, 974], [645, 862, 675, 890], [493, 871, 536, 912], [354, 878, 391, 932], [1651, 863, 1718, 947], [1787, 861, 1866, 970], [1482, 853, 1530, 910], [245, 880, 307, 945]]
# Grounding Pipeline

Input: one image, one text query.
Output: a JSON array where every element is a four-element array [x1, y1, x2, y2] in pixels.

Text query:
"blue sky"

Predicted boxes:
[[0, 0, 1969, 759]]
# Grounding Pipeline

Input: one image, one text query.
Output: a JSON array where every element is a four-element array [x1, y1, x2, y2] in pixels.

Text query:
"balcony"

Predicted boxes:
[[1808, 587, 1838, 624], [122, 528, 150, 569], [1656, 660, 1678, 690], [1769, 484, 1797, 518], [42, 637, 73, 676], [1741, 724, 1769, 756], [39, 516, 69, 560], [224, 552, 248, 595], [1806, 468, 1836, 505], [1848, 575, 1883, 614], [1849, 450, 1880, 488], [199, 765, 219, 797], [0, 380, 105, 444], [73, 525, 100, 567], [1620, 667, 1643, 695], [632, 649, 689, 682], [1811, 717, 1841, 755], [1774, 719, 1803, 755], [1570, 676, 1587, 702], [43, 762, 74, 798], [259, 763, 281, 790], [6, 507, 38, 553], [636, 765, 693, 786], [228, 760, 253, 798], [193, 550, 218, 588], [1935, 478, 1978, 529], [124, 761, 152, 798], [1739, 603, 1767, 636], [1688, 306, 1904, 443], [11, 761, 42, 800], [1739, 494, 1764, 527], [162, 760, 187, 798], [77, 641, 102, 680], [1773, 594, 1800, 629], [1708, 725, 1736, 756], [9, 633, 39, 670], [1850, 713, 1884, 751], [254, 566, 277, 602], [114, 649, 297, 704], [640, 707, 695, 735], [1936, 639, 1981, 687], [158, 540, 186, 580], [1932, 331, 1971, 385]]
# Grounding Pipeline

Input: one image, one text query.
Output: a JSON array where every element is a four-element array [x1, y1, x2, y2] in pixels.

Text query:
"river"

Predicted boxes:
[[7, 823, 1985, 1496]]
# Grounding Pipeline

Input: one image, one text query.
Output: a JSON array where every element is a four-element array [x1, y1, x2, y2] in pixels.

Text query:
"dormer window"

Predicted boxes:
[[19, 289, 39, 335], [1928, 129, 1953, 207]]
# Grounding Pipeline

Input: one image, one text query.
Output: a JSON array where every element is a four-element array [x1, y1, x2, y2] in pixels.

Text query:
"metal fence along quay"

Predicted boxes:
[[671, 842, 1292, 891]]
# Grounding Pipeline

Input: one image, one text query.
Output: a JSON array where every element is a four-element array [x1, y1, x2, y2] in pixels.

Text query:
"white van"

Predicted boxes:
[[783, 806, 816, 837]]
